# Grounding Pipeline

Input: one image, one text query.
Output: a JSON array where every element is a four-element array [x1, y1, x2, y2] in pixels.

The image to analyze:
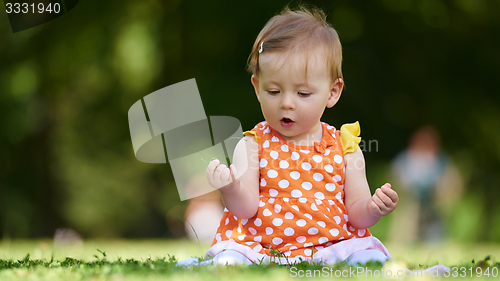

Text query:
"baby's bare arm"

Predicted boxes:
[[206, 136, 260, 219], [344, 148, 398, 229]]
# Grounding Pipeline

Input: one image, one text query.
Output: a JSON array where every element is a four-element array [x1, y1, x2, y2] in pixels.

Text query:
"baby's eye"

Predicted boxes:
[[298, 92, 311, 97], [267, 90, 280, 95]]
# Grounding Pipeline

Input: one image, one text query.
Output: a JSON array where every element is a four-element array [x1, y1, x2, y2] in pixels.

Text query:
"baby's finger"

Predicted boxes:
[[212, 164, 228, 188], [206, 159, 220, 179], [381, 183, 392, 189], [215, 164, 228, 175], [368, 198, 383, 217], [375, 188, 393, 208], [229, 164, 238, 182], [381, 186, 399, 203], [220, 166, 232, 184], [371, 192, 386, 211]]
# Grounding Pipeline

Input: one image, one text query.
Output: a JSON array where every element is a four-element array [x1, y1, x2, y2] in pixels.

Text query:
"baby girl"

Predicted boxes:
[[181, 6, 398, 266]]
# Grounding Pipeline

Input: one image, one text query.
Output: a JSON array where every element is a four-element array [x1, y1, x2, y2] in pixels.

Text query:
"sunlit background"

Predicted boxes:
[[0, 0, 499, 251]]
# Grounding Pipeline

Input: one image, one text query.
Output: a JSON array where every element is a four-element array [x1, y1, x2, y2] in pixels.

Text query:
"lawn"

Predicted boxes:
[[0, 239, 499, 280]]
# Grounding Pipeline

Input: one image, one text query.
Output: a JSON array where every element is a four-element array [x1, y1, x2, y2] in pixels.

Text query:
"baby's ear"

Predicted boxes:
[[251, 75, 260, 100], [327, 78, 344, 108]]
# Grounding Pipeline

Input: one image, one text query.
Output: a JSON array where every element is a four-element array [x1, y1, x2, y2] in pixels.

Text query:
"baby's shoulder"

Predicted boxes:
[[233, 133, 259, 164], [254, 121, 271, 134], [322, 122, 338, 136], [242, 121, 271, 143]]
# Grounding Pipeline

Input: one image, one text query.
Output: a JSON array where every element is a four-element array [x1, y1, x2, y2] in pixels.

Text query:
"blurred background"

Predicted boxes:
[[0, 0, 499, 246]]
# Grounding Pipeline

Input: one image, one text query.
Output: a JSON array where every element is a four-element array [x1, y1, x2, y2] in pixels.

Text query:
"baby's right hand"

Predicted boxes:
[[206, 159, 239, 191], [367, 183, 398, 217]]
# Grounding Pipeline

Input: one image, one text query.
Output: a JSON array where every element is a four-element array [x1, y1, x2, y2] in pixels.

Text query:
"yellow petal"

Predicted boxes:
[[340, 121, 361, 155], [243, 130, 258, 143]]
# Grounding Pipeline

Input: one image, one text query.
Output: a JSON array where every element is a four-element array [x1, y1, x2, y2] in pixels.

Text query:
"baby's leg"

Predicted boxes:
[[209, 250, 253, 265], [345, 249, 389, 266]]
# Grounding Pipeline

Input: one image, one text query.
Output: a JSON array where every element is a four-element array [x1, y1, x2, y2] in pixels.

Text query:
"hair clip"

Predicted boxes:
[[258, 41, 264, 54]]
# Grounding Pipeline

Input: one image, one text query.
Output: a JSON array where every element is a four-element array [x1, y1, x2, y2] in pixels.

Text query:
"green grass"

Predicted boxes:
[[0, 239, 499, 280]]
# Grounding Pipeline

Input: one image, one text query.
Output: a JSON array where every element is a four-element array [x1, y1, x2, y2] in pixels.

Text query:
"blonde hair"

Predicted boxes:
[[247, 6, 343, 82]]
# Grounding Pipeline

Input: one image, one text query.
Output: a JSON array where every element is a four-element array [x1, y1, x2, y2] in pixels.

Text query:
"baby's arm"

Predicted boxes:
[[344, 148, 399, 229], [206, 135, 260, 219]]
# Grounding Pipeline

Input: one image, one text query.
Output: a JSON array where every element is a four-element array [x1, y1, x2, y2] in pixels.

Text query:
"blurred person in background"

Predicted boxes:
[[389, 126, 463, 243], [183, 175, 223, 243]]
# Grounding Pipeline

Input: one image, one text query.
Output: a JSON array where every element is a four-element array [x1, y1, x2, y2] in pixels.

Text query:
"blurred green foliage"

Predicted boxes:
[[0, 0, 499, 242]]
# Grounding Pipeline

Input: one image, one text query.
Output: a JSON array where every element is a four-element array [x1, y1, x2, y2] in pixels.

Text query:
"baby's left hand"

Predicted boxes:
[[367, 183, 399, 217]]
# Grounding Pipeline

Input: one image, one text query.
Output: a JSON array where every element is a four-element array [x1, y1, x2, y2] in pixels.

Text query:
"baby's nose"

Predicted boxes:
[[280, 93, 295, 109]]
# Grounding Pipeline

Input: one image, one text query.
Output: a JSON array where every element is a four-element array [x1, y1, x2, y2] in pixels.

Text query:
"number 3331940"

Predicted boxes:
[[6, 3, 62, 14]]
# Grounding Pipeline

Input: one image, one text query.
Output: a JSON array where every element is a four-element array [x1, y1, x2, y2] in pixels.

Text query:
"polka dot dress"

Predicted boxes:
[[210, 121, 372, 260]]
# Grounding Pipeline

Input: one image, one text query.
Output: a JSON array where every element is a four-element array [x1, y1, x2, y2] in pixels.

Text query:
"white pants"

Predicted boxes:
[[176, 249, 449, 276], [176, 249, 387, 267]]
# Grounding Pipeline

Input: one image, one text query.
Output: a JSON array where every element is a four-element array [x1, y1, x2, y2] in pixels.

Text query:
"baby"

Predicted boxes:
[[180, 6, 398, 266]]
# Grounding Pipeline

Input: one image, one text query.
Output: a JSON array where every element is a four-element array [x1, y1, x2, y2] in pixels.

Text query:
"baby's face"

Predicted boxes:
[[252, 49, 343, 145]]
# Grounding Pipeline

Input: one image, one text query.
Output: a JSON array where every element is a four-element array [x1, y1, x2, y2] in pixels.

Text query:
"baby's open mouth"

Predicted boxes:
[[280, 117, 294, 128]]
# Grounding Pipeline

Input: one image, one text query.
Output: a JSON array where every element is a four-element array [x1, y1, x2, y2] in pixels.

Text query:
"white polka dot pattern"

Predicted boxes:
[[274, 204, 281, 213], [291, 190, 302, 198], [308, 227, 319, 235], [318, 237, 329, 244], [324, 164, 333, 173], [263, 140, 270, 148], [302, 182, 313, 190], [296, 219, 306, 227], [313, 173, 324, 181], [273, 218, 283, 226], [270, 151, 279, 159], [313, 155, 322, 163], [334, 155, 343, 164], [278, 180, 289, 188], [314, 192, 325, 200], [267, 170, 278, 178], [296, 236, 306, 243], [272, 237, 283, 245], [284, 227, 295, 236], [290, 171, 300, 180], [266, 227, 273, 235], [269, 189, 278, 197]]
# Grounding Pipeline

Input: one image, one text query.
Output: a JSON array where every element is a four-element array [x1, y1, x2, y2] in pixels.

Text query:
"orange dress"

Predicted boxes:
[[206, 121, 390, 264]]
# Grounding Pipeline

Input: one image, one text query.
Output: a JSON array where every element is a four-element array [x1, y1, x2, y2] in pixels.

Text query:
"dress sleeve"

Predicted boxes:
[[340, 121, 361, 155], [243, 130, 258, 143]]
